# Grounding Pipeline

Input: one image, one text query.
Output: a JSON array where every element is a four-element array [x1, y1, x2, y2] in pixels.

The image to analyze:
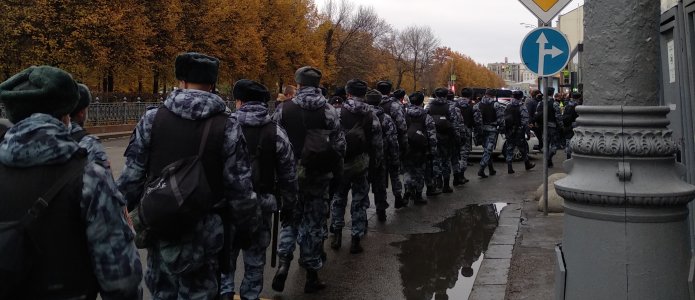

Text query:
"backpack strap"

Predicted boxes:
[[20, 152, 87, 228], [70, 129, 89, 143]]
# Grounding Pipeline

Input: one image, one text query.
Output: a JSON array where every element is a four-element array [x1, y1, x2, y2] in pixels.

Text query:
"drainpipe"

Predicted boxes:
[[554, 0, 695, 299]]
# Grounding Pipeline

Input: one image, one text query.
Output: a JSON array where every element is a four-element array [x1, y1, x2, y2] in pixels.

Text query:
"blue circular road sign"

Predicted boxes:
[[520, 27, 571, 77]]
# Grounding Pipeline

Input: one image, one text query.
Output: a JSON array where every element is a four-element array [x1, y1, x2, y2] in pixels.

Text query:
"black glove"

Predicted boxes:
[[232, 228, 254, 250]]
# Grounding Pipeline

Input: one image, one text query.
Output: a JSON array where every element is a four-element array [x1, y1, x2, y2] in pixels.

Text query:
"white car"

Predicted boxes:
[[470, 130, 540, 161]]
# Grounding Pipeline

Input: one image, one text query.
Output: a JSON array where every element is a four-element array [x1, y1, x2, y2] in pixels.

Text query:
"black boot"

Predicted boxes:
[[413, 191, 428, 205], [320, 240, 327, 263], [478, 166, 488, 178], [394, 192, 407, 209], [452, 173, 464, 186], [350, 235, 363, 254], [434, 176, 443, 194], [525, 160, 536, 170], [508, 163, 515, 174], [442, 176, 453, 193], [272, 257, 292, 292], [548, 160, 554, 168], [426, 185, 440, 196], [330, 231, 342, 250], [304, 269, 327, 293], [377, 209, 386, 222], [488, 163, 497, 176]]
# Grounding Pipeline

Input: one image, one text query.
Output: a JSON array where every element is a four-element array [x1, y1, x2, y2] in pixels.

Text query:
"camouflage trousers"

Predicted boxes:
[[277, 172, 331, 271], [331, 170, 370, 238], [220, 213, 272, 299], [479, 130, 498, 167], [460, 128, 472, 172], [437, 143, 454, 179], [368, 164, 389, 211], [425, 155, 441, 187], [385, 162, 403, 197], [505, 131, 529, 163], [403, 158, 427, 197], [145, 215, 223, 300], [546, 125, 561, 161]]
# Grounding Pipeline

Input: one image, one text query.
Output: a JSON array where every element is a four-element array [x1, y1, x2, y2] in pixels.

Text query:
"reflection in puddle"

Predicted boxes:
[[396, 203, 506, 300]]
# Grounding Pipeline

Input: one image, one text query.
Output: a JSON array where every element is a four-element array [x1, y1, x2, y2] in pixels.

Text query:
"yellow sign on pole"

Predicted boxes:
[[519, 0, 573, 24]]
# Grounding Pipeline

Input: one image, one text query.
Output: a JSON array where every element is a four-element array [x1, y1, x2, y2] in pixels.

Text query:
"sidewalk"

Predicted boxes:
[[504, 197, 564, 300]]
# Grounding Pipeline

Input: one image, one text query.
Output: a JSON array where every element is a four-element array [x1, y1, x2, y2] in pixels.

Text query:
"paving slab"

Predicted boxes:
[[469, 284, 507, 300], [485, 244, 514, 259], [475, 258, 511, 285]]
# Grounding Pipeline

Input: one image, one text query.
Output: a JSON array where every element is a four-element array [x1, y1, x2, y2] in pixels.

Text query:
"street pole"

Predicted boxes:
[[542, 76, 548, 216]]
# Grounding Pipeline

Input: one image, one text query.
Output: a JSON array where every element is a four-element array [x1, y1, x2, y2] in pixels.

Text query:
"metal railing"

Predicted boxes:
[[0, 100, 279, 126]]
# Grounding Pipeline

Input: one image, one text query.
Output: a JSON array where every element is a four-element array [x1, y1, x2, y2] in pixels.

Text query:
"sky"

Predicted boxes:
[[316, 0, 585, 65]]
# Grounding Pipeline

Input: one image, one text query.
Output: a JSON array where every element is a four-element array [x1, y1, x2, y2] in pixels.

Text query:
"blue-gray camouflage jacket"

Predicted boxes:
[[117, 88, 260, 252], [0, 113, 142, 300], [272, 86, 346, 160], [370, 105, 399, 168], [406, 105, 438, 158], [473, 96, 505, 131], [427, 97, 465, 142], [233, 102, 298, 213], [343, 97, 384, 167], [380, 95, 408, 149], [70, 122, 111, 172]]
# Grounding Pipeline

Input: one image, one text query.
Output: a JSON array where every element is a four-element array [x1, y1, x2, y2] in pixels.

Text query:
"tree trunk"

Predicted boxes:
[[152, 71, 159, 95]]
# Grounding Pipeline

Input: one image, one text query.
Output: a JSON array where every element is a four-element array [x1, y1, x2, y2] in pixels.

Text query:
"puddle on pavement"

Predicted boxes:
[[395, 203, 507, 300]]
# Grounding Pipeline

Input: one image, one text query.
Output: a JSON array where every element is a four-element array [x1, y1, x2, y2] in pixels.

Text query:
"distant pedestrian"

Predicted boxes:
[[473, 89, 505, 178], [428, 87, 465, 192], [563, 92, 581, 159], [403, 92, 438, 205], [375, 81, 407, 206], [534, 87, 563, 167], [504, 90, 535, 173], [0, 66, 142, 299], [70, 83, 112, 172]]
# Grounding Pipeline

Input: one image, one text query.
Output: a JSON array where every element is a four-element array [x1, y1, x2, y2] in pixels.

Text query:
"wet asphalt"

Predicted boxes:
[[104, 137, 551, 300]]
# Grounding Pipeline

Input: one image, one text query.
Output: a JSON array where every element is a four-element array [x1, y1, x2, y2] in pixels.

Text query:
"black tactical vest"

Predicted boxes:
[[480, 102, 497, 125], [148, 108, 227, 202], [0, 152, 99, 300], [280, 101, 329, 159]]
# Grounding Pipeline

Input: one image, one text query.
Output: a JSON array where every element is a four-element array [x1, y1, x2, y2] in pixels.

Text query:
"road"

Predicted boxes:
[[102, 137, 553, 300]]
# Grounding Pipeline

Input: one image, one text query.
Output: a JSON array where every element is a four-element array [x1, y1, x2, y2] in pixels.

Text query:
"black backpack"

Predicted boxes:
[[563, 104, 578, 128], [428, 102, 455, 145], [137, 113, 222, 241], [0, 152, 95, 299], [242, 122, 277, 195], [281, 101, 340, 174], [504, 105, 521, 130], [460, 105, 475, 129], [341, 109, 371, 160], [406, 114, 428, 157]]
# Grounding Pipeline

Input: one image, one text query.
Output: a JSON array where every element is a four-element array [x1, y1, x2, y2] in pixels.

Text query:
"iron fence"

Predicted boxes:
[[0, 100, 279, 126]]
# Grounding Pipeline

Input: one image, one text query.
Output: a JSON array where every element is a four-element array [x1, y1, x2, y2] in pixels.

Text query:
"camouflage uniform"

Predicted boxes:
[[70, 122, 111, 172], [403, 106, 438, 198], [452, 97, 473, 173], [368, 105, 398, 211], [473, 96, 505, 168], [379, 96, 406, 197], [220, 102, 298, 300], [331, 98, 383, 238], [272, 87, 346, 270], [535, 99, 564, 164], [503, 98, 531, 163], [117, 89, 260, 300], [1, 113, 143, 299], [427, 97, 465, 186]]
